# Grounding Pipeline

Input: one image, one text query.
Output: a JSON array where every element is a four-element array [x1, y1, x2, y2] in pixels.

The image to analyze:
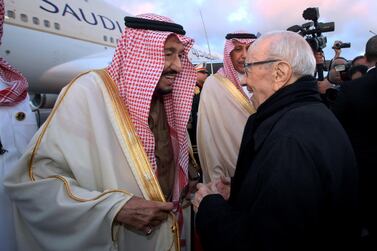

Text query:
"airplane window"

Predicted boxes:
[[7, 10, 15, 19], [110, 37, 114, 43], [54, 23, 60, 30], [103, 35, 108, 42], [20, 14, 28, 23], [33, 17, 40, 25], [44, 20, 50, 28]]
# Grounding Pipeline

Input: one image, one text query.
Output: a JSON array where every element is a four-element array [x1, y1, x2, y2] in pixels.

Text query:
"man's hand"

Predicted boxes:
[[211, 176, 231, 200], [116, 196, 174, 235], [193, 183, 212, 213], [192, 176, 231, 212], [332, 40, 342, 58], [317, 79, 333, 94]]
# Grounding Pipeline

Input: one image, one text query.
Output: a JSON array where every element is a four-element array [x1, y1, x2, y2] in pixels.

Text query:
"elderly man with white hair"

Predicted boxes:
[[193, 31, 359, 251]]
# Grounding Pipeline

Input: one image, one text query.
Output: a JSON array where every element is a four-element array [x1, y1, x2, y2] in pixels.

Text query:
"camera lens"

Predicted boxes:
[[334, 64, 346, 72]]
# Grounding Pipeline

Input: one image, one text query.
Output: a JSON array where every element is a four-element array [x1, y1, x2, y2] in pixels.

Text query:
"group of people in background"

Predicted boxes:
[[1, 1, 376, 250], [318, 40, 373, 106]]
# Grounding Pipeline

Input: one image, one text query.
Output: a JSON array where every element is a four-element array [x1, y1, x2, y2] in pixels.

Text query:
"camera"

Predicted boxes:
[[287, 7, 335, 81], [287, 7, 335, 52], [332, 42, 351, 49], [324, 60, 351, 103], [334, 62, 351, 82]]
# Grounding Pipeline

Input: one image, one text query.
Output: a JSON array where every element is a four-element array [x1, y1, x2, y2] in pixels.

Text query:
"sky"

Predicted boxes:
[[105, 0, 376, 62]]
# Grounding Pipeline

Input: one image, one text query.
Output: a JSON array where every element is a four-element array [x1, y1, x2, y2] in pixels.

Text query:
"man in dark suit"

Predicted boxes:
[[193, 31, 359, 251], [331, 35, 377, 250]]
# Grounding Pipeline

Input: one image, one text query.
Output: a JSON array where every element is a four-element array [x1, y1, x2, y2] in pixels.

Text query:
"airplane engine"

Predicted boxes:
[[30, 93, 58, 109]]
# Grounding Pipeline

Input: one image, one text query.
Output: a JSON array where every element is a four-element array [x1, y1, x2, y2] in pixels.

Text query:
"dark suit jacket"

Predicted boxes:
[[331, 67, 377, 231]]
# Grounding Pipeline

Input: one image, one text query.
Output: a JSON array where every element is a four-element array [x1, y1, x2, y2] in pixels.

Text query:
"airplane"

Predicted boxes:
[[1, 0, 218, 122]]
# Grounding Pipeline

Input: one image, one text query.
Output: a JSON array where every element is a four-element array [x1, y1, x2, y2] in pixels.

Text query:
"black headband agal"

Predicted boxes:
[[124, 16, 186, 35], [225, 33, 257, 40]]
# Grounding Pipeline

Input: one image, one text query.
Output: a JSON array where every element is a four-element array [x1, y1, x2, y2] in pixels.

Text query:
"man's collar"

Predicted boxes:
[[367, 65, 376, 72]]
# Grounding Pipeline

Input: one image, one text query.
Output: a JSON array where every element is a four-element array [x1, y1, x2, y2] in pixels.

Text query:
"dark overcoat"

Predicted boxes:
[[197, 76, 359, 251]]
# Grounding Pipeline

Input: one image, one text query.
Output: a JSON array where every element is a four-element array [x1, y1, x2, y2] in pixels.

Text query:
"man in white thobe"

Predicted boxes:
[[5, 13, 196, 251]]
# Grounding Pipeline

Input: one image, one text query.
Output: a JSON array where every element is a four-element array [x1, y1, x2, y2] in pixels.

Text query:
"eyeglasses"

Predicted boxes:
[[244, 59, 281, 74]]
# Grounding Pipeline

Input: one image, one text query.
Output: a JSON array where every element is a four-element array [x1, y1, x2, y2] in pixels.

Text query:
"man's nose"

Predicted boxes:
[[241, 48, 248, 59], [171, 55, 182, 73]]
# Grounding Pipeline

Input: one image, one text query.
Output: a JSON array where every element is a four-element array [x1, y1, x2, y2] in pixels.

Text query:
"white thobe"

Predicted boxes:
[[4, 71, 179, 251], [197, 73, 255, 183]]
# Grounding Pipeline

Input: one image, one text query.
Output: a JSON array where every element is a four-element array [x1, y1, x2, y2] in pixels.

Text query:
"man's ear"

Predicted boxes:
[[272, 61, 292, 91]]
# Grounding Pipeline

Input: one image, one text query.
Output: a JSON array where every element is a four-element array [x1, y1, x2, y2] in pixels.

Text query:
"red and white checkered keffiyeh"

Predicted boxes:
[[0, 0, 28, 106], [107, 13, 196, 201], [217, 31, 255, 96]]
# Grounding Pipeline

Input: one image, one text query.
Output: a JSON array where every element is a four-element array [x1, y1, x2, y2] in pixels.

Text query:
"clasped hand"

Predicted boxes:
[[192, 176, 231, 213]]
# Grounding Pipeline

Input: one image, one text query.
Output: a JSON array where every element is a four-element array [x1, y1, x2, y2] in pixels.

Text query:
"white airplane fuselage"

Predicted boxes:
[[1, 0, 127, 94]]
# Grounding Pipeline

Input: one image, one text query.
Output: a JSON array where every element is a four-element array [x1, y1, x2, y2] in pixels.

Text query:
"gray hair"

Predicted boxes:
[[251, 31, 316, 77]]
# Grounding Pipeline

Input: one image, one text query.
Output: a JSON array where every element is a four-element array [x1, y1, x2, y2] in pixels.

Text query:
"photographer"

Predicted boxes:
[[327, 40, 351, 82], [327, 56, 350, 85], [317, 41, 351, 105], [316, 55, 349, 106]]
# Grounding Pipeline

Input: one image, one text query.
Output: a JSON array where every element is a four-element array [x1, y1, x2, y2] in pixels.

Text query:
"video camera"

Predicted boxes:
[[287, 7, 335, 52], [332, 41, 351, 50], [288, 7, 335, 81]]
